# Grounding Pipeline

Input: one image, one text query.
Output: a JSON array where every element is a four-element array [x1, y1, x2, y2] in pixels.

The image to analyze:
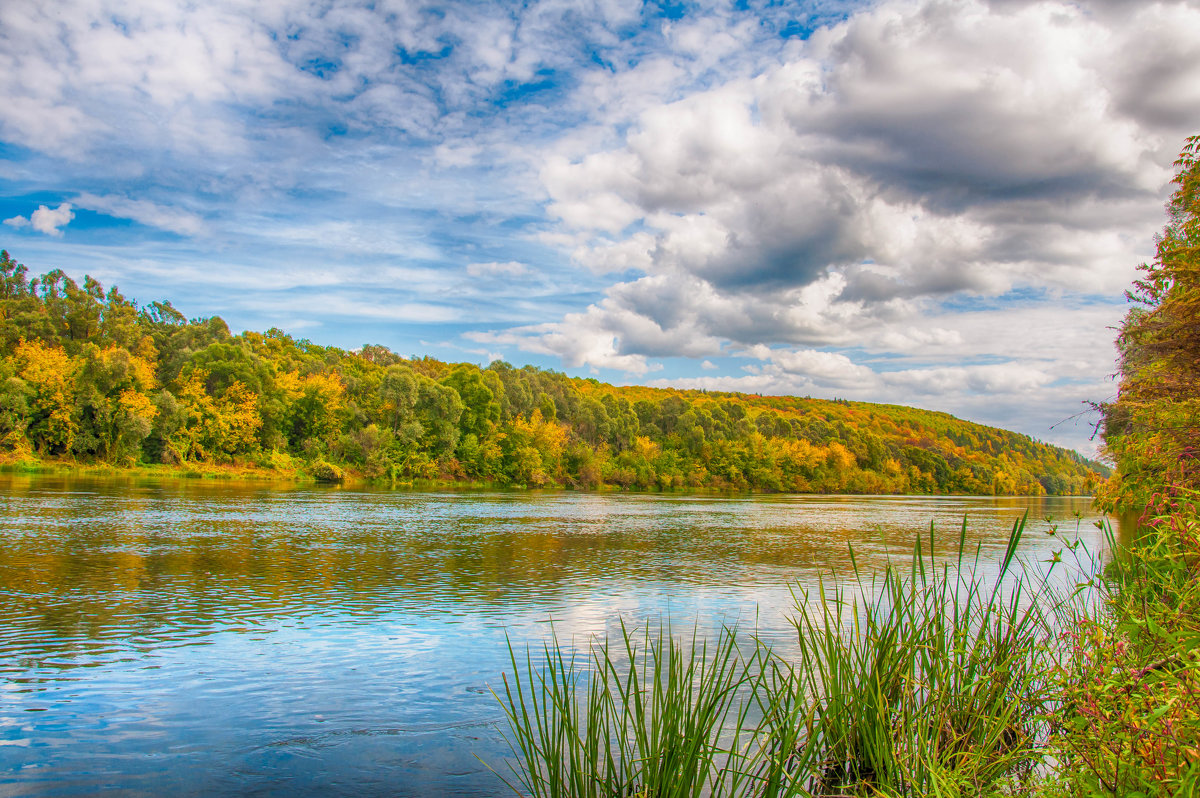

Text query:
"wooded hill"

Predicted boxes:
[[0, 249, 1104, 494]]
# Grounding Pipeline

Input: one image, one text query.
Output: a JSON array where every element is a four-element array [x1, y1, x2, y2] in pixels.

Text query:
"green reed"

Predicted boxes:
[[491, 619, 759, 798], [492, 514, 1088, 797]]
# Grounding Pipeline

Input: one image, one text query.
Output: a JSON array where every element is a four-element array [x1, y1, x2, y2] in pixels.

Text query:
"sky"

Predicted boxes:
[[2, 0, 1198, 458]]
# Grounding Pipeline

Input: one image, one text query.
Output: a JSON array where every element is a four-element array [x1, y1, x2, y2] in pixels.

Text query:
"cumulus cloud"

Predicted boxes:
[[472, 0, 1198, 451], [31, 203, 75, 236], [5, 203, 75, 236], [540, 0, 1185, 317]]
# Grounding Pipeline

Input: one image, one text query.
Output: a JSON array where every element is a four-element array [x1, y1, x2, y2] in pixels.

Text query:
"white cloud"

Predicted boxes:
[[11, 203, 76, 236], [468, 317, 663, 375], [74, 193, 204, 235], [466, 261, 528, 278], [475, 0, 1197, 452], [433, 143, 484, 168]]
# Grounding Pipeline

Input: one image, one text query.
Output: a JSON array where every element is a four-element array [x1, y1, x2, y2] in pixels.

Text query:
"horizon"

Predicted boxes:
[[4, 0, 1199, 458]]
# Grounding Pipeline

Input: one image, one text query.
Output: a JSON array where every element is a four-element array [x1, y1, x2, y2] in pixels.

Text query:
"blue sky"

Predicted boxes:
[[2, 0, 1198, 456]]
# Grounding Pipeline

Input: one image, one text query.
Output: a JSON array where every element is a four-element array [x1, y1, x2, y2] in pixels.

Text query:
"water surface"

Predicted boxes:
[[0, 475, 1107, 796]]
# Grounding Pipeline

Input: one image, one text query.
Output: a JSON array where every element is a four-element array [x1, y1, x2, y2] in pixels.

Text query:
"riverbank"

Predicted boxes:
[[0, 451, 1101, 498], [0, 452, 481, 489]]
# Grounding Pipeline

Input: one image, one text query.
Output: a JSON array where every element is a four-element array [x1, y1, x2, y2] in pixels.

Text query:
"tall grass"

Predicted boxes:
[[492, 621, 758, 797], [492, 515, 1095, 797], [757, 517, 1061, 797]]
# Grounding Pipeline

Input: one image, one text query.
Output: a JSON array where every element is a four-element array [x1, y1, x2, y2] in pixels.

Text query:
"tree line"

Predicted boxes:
[[0, 249, 1103, 494], [1099, 134, 1200, 511]]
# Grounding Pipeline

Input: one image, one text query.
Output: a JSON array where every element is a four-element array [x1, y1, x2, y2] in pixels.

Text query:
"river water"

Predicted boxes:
[[0, 474, 1108, 796]]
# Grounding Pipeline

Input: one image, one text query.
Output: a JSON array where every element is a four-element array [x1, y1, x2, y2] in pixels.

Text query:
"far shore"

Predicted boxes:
[[0, 455, 1098, 499]]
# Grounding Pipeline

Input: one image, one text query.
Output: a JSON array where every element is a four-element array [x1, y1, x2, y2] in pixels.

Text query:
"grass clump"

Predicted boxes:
[[759, 518, 1057, 797], [493, 515, 1082, 797], [493, 621, 757, 798]]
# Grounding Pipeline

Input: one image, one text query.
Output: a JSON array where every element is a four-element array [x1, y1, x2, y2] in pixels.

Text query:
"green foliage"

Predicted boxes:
[[0, 247, 1102, 492], [1099, 134, 1200, 512], [309, 459, 344, 483], [1052, 495, 1200, 797], [495, 622, 754, 798], [441, 364, 501, 441], [1063, 134, 1200, 797]]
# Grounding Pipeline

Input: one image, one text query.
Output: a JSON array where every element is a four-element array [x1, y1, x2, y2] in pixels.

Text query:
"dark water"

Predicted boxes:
[[0, 475, 1107, 797]]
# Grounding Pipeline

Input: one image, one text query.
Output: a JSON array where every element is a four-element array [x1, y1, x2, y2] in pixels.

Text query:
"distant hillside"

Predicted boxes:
[[0, 249, 1105, 494]]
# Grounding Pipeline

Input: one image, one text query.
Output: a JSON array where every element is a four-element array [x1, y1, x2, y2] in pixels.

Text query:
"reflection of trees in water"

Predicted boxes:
[[0, 476, 1102, 666]]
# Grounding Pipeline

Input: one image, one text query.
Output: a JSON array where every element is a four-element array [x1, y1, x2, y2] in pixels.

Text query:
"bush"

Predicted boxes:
[[309, 459, 344, 482]]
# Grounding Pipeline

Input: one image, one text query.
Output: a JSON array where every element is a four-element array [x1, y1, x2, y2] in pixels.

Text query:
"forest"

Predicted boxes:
[[0, 248, 1103, 495]]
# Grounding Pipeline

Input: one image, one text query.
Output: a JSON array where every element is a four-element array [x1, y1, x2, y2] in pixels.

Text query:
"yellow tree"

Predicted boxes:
[[12, 339, 77, 454], [288, 371, 345, 451], [508, 409, 569, 485], [174, 369, 263, 462]]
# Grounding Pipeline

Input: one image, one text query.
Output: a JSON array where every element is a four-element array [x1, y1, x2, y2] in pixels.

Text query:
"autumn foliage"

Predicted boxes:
[[0, 248, 1101, 493], [1100, 135, 1200, 511]]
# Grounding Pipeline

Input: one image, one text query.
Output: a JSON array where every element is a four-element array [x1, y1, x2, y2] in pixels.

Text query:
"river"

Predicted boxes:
[[0, 474, 1108, 796]]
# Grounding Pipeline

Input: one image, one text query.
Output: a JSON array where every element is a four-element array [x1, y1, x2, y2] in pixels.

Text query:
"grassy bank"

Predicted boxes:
[[0, 451, 504, 489], [0, 452, 1087, 497]]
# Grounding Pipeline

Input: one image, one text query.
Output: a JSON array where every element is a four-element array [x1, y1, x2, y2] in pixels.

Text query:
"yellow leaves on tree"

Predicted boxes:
[[284, 371, 345, 448], [118, 389, 156, 428], [175, 370, 262, 462], [508, 409, 570, 486], [774, 438, 826, 490], [826, 441, 856, 472], [13, 339, 76, 454]]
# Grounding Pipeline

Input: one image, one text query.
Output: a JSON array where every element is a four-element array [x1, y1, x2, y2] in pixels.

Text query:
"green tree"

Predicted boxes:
[[73, 345, 157, 463], [1101, 135, 1200, 509], [441, 365, 500, 441]]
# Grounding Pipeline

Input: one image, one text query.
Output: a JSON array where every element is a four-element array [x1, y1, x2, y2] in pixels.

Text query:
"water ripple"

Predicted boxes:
[[0, 474, 1107, 796]]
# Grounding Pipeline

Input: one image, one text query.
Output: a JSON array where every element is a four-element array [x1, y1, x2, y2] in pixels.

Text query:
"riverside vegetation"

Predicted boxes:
[[487, 136, 1200, 795], [0, 248, 1100, 494]]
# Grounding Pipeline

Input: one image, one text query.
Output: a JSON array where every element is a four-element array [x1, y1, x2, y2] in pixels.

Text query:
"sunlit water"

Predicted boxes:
[[0, 474, 1108, 796]]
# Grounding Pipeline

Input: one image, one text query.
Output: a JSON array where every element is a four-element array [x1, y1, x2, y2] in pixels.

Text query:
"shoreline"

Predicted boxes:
[[0, 456, 1099, 498]]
